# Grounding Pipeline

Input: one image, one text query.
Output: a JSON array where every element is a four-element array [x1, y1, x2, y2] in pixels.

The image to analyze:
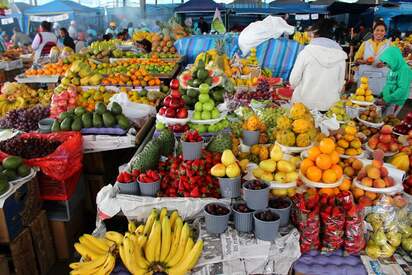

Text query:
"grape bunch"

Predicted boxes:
[[0, 106, 50, 132], [0, 135, 61, 159], [257, 107, 286, 127]]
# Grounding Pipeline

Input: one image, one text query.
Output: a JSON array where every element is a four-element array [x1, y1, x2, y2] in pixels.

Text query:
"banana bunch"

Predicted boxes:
[[293, 32, 310, 45], [119, 208, 204, 275], [132, 32, 155, 42], [70, 234, 116, 275], [0, 96, 25, 117]]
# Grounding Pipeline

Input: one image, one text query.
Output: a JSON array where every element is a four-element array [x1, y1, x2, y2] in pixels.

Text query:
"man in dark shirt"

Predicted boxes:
[[198, 17, 210, 34]]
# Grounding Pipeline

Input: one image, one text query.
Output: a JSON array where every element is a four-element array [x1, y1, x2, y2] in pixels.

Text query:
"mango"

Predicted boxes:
[[390, 153, 410, 172], [221, 149, 236, 167], [211, 163, 226, 177], [252, 167, 265, 179], [226, 163, 241, 178], [277, 160, 294, 173], [260, 172, 273, 182], [274, 172, 287, 183], [270, 144, 283, 161], [259, 159, 277, 173], [286, 171, 299, 183]]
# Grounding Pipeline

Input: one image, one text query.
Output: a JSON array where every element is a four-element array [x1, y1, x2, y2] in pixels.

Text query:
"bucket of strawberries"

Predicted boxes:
[[116, 170, 140, 195], [181, 130, 203, 161], [138, 170, 161, 197]]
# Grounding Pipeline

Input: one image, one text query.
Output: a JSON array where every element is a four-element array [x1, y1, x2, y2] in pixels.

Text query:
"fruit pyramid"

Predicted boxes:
[[333, 123, 363, 156], [326, 101, 349, 122], [351, 76, 374, 102], [300, 138, 343, 183], [368, 125, 400, 153]]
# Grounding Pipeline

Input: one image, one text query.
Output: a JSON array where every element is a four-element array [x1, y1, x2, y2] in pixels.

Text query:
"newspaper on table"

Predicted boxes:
[[361, 250, 412, 275]]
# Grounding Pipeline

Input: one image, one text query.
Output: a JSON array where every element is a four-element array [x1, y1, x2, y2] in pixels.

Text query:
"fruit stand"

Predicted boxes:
[[0, 17, 412, 275]]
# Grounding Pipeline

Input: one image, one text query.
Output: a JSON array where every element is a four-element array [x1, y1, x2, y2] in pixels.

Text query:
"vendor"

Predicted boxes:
[[289, 19, 347, 111], [31, 21, 58, 63], [136, 39, 152, 53], [59, 27, 76, 51], [106, 22, 118, 37], [354, 21, 391, 95]]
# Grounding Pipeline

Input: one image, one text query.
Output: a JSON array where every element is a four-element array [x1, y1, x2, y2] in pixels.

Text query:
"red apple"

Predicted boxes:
[[405, 176, 412, 187], [176, 108, 188, 118], [379, 134, 392, 144], [159, 106, 167, 116], [165, 108, 176, 118], [368, 135, 379, 149], [377, 142, 389, 152], [171, 89, 181, 98], [380, 125, 393, 135], [170, 79, 179, 90], [163, 95, 173, 107], [169, 98, 181, 109]]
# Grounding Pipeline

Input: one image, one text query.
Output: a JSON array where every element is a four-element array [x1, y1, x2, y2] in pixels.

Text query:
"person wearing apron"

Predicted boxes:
[[355, 22, 391, 96], [31, 21, 57, 64]]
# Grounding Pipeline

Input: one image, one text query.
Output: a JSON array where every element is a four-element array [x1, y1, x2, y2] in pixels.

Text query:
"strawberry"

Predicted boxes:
[[190, 187, 200, 198]]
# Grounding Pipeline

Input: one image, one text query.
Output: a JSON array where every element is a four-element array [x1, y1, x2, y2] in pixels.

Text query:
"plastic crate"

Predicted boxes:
[[38, 168, 82, 201]]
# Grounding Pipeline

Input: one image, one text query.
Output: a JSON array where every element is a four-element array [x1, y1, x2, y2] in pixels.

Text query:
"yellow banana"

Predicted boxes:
[[135, 224, 145, 235], [104, 231, 123, 245], [167, 223, 190, 267], [81, 234, 110, 252], [143, 209, 158, 236], [167, 239, 204, 275], [128, 236, 149, 270], [118, 242, 133, 273], [69, 253, 108, 272], [96, 253, 115, 275], [137, 235, 147, 247], [165, 217, 183, 262], [144, 219, 161, 262], [128, 220, 137, 233], [74, 242, 104, 261], [77, 237, 107, 255], [169, 210, 179, 228], [178, 237, 194, 266], [160, 216, 172, 261], [159, 207, 168, 224]]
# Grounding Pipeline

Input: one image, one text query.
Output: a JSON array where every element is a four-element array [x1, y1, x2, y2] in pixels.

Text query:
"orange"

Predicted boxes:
[[339, 178, 351, 191], [345, 126, 357, 136], [306, 166, 322, 182], [319, 188, 335, 196], [330, 164, 343, 179], [329, 151, 340, 164], [333, 188, 340, 195], [315, 154, 332, 170], [308, 146, 321, 161], [322, 169, 337, 183], [320, 138, 336, 154], [300, 159, 314, 174], [365, 191, 377, 200], [352, 187, 364, 199], [344, 134, 355, 142]]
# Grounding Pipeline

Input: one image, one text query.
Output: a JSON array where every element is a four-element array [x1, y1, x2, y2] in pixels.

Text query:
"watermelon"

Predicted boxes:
[[212, 76, 223, 87], [178, 71, 192, 89]]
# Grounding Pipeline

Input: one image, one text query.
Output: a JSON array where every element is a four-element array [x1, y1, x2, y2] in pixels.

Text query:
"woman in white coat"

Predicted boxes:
[[31, 21, 57, 64], [290, 19, 347, 111]]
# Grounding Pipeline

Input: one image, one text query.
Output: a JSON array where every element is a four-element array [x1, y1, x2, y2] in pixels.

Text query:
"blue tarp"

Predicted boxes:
[[175, 0, 226, 13], [174, 34, 303, 80], [375, 3, 412, 32], [268, 1, 328, 14]]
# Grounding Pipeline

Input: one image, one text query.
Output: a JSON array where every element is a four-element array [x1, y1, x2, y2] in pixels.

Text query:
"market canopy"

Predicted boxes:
[[174, 0, 227, 13], [269, 0, 328, 14], [327, 0, 383, 15]]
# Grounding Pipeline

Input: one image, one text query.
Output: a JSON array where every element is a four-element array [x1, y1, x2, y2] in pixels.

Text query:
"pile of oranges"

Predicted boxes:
[[101, 69, 161, 87], [25, 61, 70, 76], [300, 138, 343, 184]]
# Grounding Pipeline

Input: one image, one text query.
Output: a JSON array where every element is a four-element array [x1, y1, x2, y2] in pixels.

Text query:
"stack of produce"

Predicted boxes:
[[96, 57, 177, 75], [151, 33, 177, 54], [0, 156, 31, 182], [210, 149, 244, 179], [191, 83, 222, 121], [350, 77, 374, 103], [367, 125, 400, 154], [275, 103, 316, 147], [331, 123, 363, 156], [25, 61, 70, 76], [358, 105, 383, 124], [242, 114, 269, 144], [0, 106, 50, 132], [326, 101, 350, 122], [50, 85, 78, 118], [70, 208, 203, 275], [194, 40, 231, 77], [393, 112, 412, 135], [60, 60, 103, 87], [51, 102, 130, 132]]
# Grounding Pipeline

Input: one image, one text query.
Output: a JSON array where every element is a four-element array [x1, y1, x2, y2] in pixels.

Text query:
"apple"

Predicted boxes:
[[199, 94, 210, 103], [159, 106, 167, 116], [380, 125, 393, 135], [169, 98, 181, 109], [170, 79, 179, 90], [163, 95, 173, 107], [379, 134, 392, 144], [211, 109, 220, 119], [377, 143, 389, 152], [194, 102, 203, 111], [171, 89, 181, 98], [199, 83, 210, 94], [165, 108, 176, 118], [176, 108, 188, 119]]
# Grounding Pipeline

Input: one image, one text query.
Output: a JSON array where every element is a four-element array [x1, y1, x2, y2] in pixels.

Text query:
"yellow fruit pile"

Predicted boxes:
[[253, 144, 300, 183], [275, 102, 316, 147], [211, 150, 247, 178], [333, 124, 363, 156], [242, 115, 266, 132], [300, 138, 343, 183], [70, 208, 203, 275], [351, 77, 374, 102]]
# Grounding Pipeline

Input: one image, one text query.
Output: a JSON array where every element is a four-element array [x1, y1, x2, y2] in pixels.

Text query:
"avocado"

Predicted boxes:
[[118, 116, 130, 130], [95, 102, 107, 115], [82, 112, 93, 128], [160, 85, 169, 93], [2, 156, 23, 170], [74, 107, 86, 116], [2, 169, 17, 181], [71, 117, 82, 131], [197, 69, 208, 81], [0, 176, 8, 195], [187, 89, 199, 98], [192, 79, 200, 87], [111, 102, 122, 115], [140, 89, 148, 97], [93, 113, 103, 128], [51, 120, 61, 132], [17, 164, 31, 177], [102, 112, 115, 127], [58, 111, 72, 120], [60, 117, 72, 131]]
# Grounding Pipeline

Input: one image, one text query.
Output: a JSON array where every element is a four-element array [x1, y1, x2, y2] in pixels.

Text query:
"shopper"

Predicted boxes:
[[11, 27, 32, 47], [379, 46, 412, 116], [198, 17, 210, 34], [355, 21, 391, 95], [136, 38, 152, 53], [31, 21, 58, 63], [290, 19, 347, 111], [75, 32, 87, 53], [59, 28, 75, 51], [106, 22, 118, 36]]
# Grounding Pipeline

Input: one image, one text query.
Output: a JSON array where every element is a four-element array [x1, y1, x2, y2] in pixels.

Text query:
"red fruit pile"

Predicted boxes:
[[368, 125, 400, 153], [138, 170, 160, 183], [403, 175, 412, 195], [393, 112, 412, 135], [158, 150, 221, 198], [167, 124, 189, 133], [181, 130, 202, 142], [117, 169, 140, 183], [159, 80, 188, 119]]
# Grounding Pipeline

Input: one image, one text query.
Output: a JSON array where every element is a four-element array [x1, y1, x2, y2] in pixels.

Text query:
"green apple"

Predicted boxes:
[[201, 111, 211, 120], [198, 94, 210, 103], [203, 102, 214, 111], [211, 109, 220, 119], [198, 124, 207, 133], [194, 102, 203, 111], [156, 122, 165, 130], [199, 83, 210, 94], [193, 111, 202, 120], [208, 124, 217, 133]]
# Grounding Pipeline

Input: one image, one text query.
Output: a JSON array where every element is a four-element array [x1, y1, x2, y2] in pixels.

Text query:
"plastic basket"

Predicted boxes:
[[38, 168, 82, 201]]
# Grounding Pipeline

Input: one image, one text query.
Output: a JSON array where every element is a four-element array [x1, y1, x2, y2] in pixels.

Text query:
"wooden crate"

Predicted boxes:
[[0, 255, 9, 275], [10, 228, 38, 275], [29, 210, 55, 275]]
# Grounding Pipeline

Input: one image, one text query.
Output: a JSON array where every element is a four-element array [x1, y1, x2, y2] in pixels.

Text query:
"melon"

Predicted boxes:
[[212, 76, 223, 87], [178, 71, 192, 89]]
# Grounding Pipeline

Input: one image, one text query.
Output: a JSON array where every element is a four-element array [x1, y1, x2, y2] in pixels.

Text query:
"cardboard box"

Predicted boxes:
[[10, 228, 39, 275], [29, 210, 55, 275]]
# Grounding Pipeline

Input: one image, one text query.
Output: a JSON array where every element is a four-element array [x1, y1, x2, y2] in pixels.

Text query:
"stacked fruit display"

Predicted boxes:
[[332, 124, 363, 156], [0, 106, 50, 132], [300, 138, 343, 184], [358, 124, 380, 139], [60, 60, 103, 87], [87, 40, 119, 61], [158, 90, 188, 120], [252, 144, 299, 183], [25, 61, 70, 76], [179, 61, 223, 90], [70, 208, 203, 275], [383, 115, 401, 127], [247, 48, 258, 66], [326, 101, 350, 122], [51, 102, 130, 132], [275, 103, 316, 148], [367, 125, 400, 154], [151, 34, 177, 54], [358, 105, 383, 125], [96, 57, 177, 75], [242, 114, 269, 144], [350, 77, 374, 103], [210, 149, 243, 179], [50, 85, 78, 118], [0, 156, 31, 181], [192, 84, 222, 121], [393, 112, 412, 135], [0, 135, 61, 159], [188, 119, 229, 134], [102, 69, 161, 87]]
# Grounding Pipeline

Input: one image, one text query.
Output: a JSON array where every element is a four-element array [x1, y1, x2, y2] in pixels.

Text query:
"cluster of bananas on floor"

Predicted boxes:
[[70, 208, 203, 275]]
